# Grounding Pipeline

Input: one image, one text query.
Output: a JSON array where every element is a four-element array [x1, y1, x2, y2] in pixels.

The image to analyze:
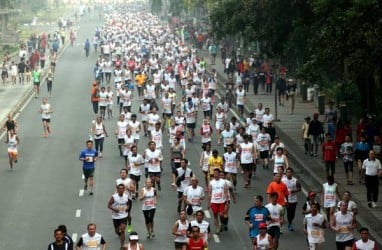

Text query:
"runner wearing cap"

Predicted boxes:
[[253, 222, 273, 250], [303, 191, 321, 215], [122, 231, 144, 250]]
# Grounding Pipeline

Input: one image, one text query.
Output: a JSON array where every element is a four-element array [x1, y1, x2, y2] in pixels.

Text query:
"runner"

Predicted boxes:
[[238, 134, 257, 188], [187, 226, 208, 250], [172, 210, 189, 250], [76, 223, 106, 250], [32, 66, 41, 98], [183, 177, 205, 217], [122, 129, 135, 168], [116, 169, 136, 231], [122, 231, 144, 250], [303, 203, 326, 250], [98, 86, 108, 120], [352, 227, 378, 250], [223, 144, 238, 191], [57, 225, 73, 250], [128, 145, 144, 198], [245, 195, 271, 242], [48, 228, 69, 250], [115, 114, 128, 156], [143, 141, 163, 190], [281, 167, 301, 231], [3, 113, 18, 143], [221, 123, 236, 152], [331, 200, 356, 250], [46, 68, 54, 97], [265, 192, 284, 250], [7, 129, 19, 170], [253, 222, 273, 250], [321, 175, 340, 222], [200, 119, 213, 149], [106, 86, 114, 119], [256, 127, 271, 170], [199, 143, 212, 188], [219, 172, 236, 231], [139, 178, 157, 239], [208, 168, 228, 234], [207, 149, 224, 178], [185, 99, 197, 142], [150, 122, 163, 150], [172, 158, 193, 213], [107, 183, 129, 249], [128, 114, 141, 144], [215, 107, 225, 144], [79, 140, 98, 195], [90, 116, 108, 158], [39, 97, 53, 138]]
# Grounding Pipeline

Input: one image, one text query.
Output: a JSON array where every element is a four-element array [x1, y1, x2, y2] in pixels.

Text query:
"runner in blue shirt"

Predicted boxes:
[[245, 195, 271, 241], [79, 140, 98, 195]]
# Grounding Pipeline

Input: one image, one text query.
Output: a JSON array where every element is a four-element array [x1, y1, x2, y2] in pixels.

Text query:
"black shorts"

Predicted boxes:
[[113, 217, 127, 228], [241, 163, 254, 171], [260, 151, 269, 159], [42, 118, 51, 123], [268, 226, 281, 239], [99, 106, 106, 110], [118, 138, 125, 145], [33, 81, 40, 86], [187, 123, 196, 129], [129, 174, 141, 184], [174, 242, 187, 249], [336, 239, 354, 249], [148, 172, 161, 178], [83, 168, 95, 179]]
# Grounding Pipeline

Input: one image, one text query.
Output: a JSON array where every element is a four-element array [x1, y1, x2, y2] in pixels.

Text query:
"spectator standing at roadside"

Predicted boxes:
[[362, 150, 382, 208], [322, 133, 338, 178], [308, 113, 323, 157], [302, 116, 311, 155], [276, 75, 287, 106], [208, 43, 218, 65], [325, 101, 337, 141], [286, 79, 297, 114]]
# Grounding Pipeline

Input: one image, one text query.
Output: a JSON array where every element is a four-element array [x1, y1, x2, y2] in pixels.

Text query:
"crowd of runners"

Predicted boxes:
[[2, 2, 379, 250]]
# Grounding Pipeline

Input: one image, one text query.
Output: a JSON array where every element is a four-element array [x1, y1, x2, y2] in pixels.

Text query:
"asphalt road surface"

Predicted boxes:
[[0, 14, 337, 250]]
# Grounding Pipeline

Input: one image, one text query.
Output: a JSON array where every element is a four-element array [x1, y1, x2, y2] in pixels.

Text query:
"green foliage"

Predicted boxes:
[[208, 0, 382, 115]]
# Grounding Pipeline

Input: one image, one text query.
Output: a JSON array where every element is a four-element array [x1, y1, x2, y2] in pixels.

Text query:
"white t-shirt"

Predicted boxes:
[[40, 103, 52, 119]]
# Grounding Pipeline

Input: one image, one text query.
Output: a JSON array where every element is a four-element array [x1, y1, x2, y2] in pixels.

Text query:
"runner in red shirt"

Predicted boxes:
[[187, 226, 207, 250]]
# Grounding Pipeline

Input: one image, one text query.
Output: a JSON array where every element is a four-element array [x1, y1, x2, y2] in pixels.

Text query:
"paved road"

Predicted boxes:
[[0, 13, 339, 250]]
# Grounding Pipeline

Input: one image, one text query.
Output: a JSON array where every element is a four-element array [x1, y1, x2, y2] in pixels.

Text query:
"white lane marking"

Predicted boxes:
[[82, 174, 85, 180], [204, 210, 211, 218], [79, 189, 84, 196], [72, 233, 78, 242], [75, 209, 81, 217], [213, 234, 221, 243], [19, 92, 35, 112]]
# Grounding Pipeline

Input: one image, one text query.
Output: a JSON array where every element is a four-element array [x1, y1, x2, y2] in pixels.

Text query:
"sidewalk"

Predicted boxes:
[[197, 48, 382, 245]]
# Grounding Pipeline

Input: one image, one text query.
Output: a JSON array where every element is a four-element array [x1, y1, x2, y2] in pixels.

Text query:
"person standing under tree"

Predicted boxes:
[[340, 135, 354, 185]]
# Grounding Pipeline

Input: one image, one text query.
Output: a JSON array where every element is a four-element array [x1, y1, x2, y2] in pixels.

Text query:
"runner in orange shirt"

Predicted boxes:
[[266, 173, 289, 206]]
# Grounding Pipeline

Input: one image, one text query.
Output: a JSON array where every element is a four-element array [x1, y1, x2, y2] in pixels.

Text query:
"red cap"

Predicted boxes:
[[308, 191, 316, 197], [258, 222, 267, 229]]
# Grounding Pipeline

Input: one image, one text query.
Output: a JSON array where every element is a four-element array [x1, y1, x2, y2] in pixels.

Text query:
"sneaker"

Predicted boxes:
[[288, 224, 294, 231], [372, 202, 377, 208], [84, 184, 88, 190], [127, 225, 133, 233], [89, 191, 93, 195], [215, 225, 221, 235], [99, 152, 102, 158], [151, 232, 155, 238], [368, 202, 372, 208], [146, 233, 150, 239]]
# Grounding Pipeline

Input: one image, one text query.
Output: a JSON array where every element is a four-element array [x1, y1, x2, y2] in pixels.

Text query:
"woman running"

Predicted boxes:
[[7, 129, 19, 170], [139, 178, 157, 239], [91, 116, 108, 158]]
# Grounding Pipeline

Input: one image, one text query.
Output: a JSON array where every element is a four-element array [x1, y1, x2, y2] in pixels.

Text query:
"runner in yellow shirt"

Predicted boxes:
[[208, 149, 223, 177]]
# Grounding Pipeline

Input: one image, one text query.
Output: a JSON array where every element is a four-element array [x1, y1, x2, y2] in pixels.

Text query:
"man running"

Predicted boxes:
[[208, 168, 228, 234], [108, 183, 129, 249], [116, 169, 136, 232], [79, 140, 98, 195], [76, 223, 106, 250]]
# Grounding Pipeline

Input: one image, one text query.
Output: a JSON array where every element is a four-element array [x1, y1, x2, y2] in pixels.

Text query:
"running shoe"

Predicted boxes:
[[127, 225, 133, 233], [151, 231, 155, 238]]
